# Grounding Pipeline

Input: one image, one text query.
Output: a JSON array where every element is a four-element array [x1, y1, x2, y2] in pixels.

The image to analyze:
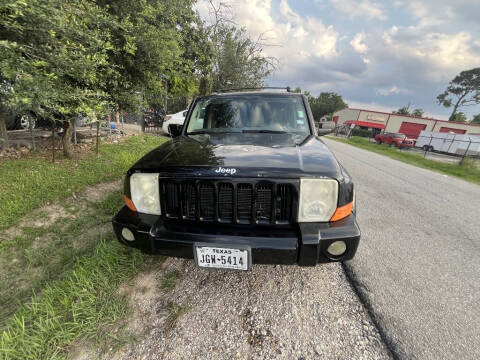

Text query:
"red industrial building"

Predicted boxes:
[[332, 108, 480, 139]]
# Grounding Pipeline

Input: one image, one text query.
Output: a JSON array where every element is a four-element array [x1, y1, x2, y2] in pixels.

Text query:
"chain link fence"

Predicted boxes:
[[416, 134, 480, 164]]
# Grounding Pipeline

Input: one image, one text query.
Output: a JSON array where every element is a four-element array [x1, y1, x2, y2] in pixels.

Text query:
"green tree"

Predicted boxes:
[[471, 114, 480, 124], [437, 67, 480, 121], [412, 108, 424, 117], [0, 0, 112, 158], [451, 112, 467, 122], [207, 24, 276, 92], [393, 106, 411, 115], [306, 92, 347, 121]]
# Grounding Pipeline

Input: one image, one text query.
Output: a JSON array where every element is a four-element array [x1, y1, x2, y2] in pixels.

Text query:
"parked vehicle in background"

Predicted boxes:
[[162, 109, 188, 135], [375, 132, 415, 149], [415, 131, 480, 156], [143, 108, 165, 128], [4, 109, 38, 130]]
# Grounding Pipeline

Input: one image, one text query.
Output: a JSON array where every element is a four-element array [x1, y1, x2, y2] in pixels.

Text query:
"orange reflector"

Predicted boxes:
[[124, 195, 137, 212], [330, 201, 353, 222]]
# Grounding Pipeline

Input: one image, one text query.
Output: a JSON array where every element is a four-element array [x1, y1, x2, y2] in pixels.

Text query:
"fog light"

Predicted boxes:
[[327, 241, 347, 257], [121, 227, 135, 242]]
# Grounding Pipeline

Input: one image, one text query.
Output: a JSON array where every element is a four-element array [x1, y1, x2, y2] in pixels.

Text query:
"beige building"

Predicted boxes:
[[333, 108, 480, 138]]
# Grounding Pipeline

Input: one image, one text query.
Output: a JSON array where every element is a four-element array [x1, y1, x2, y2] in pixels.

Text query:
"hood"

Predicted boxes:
[[130, 133, 342, 179]]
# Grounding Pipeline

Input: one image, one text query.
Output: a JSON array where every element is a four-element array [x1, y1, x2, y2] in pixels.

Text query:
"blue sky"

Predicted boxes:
[[198, 0, 480, 120]]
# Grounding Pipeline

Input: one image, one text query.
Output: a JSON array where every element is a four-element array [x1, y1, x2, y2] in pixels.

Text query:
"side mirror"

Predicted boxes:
[[182, 111, 188, 117], [168, 124, 183, 137]]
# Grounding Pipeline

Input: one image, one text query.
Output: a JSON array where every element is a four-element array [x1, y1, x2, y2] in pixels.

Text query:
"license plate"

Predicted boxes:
[[194, 245, 250, 271]]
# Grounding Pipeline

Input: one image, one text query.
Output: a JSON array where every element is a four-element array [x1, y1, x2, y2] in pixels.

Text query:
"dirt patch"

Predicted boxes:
[[0, 179, 121, 243]]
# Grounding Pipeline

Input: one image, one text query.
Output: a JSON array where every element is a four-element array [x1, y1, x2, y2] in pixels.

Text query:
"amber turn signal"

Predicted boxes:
[[124, 195, 137, 212], [330, 201, 353, 222]]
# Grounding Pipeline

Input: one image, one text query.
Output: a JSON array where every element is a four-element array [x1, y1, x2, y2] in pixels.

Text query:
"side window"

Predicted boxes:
[[188, 104, 206, 131]]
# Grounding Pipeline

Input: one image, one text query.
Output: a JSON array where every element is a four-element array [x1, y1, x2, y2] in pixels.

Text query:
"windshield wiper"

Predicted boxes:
[[242, 129, 289, 134]]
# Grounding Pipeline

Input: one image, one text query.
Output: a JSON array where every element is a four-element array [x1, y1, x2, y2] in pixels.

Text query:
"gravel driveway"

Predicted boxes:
[[114, 259, 391, 360], [324, 138, 480, 360]]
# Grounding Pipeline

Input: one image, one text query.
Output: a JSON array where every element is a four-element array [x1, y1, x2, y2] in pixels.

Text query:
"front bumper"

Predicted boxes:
[[112, 206, 360, 266]]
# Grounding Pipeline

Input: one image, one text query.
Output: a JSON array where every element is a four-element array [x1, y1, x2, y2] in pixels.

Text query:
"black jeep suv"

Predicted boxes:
[[112, 90, 359, 270]]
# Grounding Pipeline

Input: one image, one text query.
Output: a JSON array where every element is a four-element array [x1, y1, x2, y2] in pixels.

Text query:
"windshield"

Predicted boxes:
[[393, 134, 406, 139], [186, 95, 310, 135]]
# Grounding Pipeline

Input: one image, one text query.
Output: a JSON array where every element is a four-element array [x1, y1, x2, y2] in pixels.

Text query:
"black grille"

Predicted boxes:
[[199, 183, 215, 221], [276, 184, 293, 223], [160, 180, 295, 224], [218, 183, 234, 222], [237, 184, 253, 222], [181, 183, 196, 219], [255, 184, 273, 223], [164, 182, 179, 217]]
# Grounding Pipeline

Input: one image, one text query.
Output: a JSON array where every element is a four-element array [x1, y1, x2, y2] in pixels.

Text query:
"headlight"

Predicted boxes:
[[298, 178, 338, 222], [130, 173, 161, 215]]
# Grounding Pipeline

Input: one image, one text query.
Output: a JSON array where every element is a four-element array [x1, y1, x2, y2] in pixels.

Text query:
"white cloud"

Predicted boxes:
[[330, 0, 387, 20], [375, 86, 411, 96], [350, 32, 368, 53], [199, 0, 340, 81]]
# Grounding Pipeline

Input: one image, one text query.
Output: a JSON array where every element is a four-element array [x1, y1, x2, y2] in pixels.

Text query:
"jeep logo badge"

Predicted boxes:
[[215, 166, 237, 175]]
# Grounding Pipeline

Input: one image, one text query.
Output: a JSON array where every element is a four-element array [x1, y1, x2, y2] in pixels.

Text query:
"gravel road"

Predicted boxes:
[[114, 259, 391, 360], [323, 138, 480, 360]]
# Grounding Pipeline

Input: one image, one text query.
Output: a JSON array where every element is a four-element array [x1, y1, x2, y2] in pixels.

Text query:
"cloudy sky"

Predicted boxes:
[[197, 0, 480, 120]]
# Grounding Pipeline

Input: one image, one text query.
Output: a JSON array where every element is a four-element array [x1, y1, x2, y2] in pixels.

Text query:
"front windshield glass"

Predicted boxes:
[[394, 134, 406, 139], [186, 95, 310, 135]]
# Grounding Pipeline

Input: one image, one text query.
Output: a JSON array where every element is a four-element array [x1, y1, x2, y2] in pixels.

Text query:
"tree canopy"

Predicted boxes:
[[393, 105, 424, 117], [306, 92, 347, 121], [437, 67, 480, 121], [0, 0, 276, 155], [471, 114, 480, 124]]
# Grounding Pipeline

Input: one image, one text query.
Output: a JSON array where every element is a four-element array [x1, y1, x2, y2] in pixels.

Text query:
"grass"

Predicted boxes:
[[164, 302, 189, 331], [0, 237, 147, 360], [0, 134, 167, 230], [327, 136, 480, 185], [0, 189, 151, 360], [160, 270, 182, 293], [0, 190, 125, 327]]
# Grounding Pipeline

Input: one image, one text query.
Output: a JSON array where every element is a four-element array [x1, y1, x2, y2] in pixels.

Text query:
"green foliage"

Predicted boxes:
[[412, 108, 424, 117], [471, 114, 480, 124], [451, 112, 467, 122], [0, 0, 112, 122], [306, 92, 347, 121], [393, 106, 424, 117], [201, 24, 276, 93], [0, 135, 166, 230], [437, 67, 480, 121], [393, 106, 411, 115]]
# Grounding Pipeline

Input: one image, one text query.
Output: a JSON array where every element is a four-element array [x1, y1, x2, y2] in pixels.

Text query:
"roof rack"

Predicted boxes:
[[214, 86, 293, 93]]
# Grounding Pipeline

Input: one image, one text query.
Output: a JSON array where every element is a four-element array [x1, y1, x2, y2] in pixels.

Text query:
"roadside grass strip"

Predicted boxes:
[[0, 134, 167, 230], [327, 136, 480, 185], [0, 190, 150, 359], [0, 237, 147, 360]]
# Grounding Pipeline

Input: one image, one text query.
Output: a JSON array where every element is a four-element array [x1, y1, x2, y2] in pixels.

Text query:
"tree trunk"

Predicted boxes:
[[62, 119, 74, 158], [0, 111, 8, 146]]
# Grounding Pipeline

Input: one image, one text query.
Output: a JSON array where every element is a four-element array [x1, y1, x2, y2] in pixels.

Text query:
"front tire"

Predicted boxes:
[[376, 139, 381, 144]]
